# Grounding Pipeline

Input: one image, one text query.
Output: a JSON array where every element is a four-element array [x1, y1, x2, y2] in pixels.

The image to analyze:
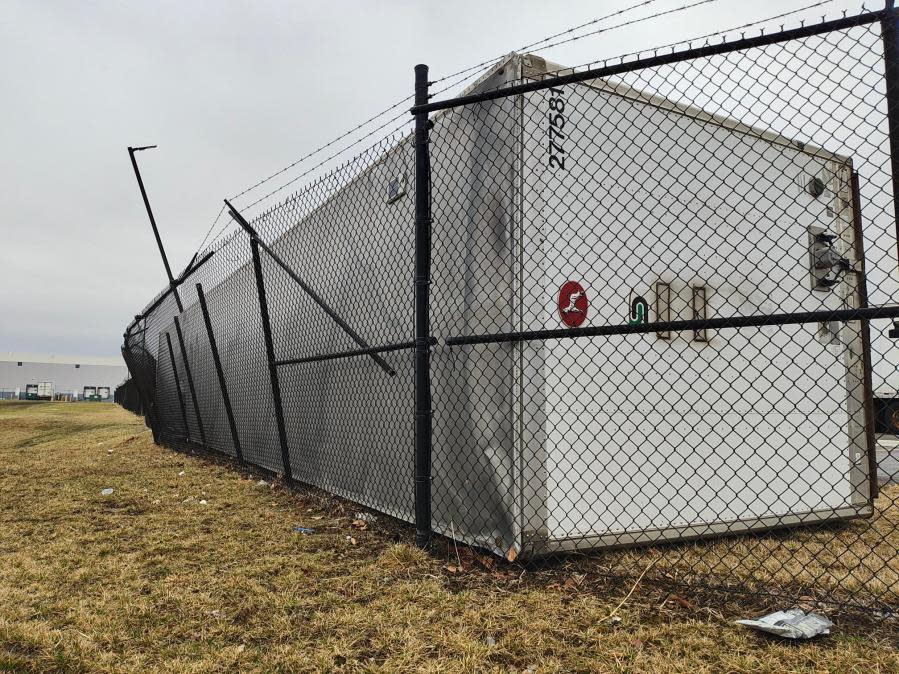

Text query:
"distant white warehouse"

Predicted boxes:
[[0, 352, 128, 401]]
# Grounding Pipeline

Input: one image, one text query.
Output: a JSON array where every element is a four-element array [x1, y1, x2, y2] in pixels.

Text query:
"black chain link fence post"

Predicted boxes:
[[196, 282, 243, 463], [413, 63, 433, 550], [249, 236, 294, 482], [850, 169, 882, 501], [127, 145, 184, 313], [164, 331, 191, 440], [883, 1, 899, 235], [881, 2, 899, 339], [173, 315, 206, 445]]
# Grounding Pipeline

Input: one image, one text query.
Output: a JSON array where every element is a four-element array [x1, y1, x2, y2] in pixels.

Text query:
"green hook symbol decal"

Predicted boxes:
[[629, 296, 648, 325]]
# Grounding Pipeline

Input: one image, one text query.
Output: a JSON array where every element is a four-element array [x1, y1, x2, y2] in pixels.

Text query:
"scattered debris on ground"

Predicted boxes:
[[736, 608, 834, 639]]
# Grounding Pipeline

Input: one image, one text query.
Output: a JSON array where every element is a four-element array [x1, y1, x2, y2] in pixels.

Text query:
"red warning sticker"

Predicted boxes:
[[558, 281, 588, 328]]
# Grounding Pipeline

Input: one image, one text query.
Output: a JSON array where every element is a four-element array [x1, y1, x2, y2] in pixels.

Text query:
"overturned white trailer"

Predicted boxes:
[[161, 52, 873, 559], [507, 53, 869, 556]]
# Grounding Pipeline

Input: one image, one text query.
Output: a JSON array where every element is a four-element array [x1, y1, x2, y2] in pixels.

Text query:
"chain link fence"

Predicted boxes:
[[123, 6, 899, 620]]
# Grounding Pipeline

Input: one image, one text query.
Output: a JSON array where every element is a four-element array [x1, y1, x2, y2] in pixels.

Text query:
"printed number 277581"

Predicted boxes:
[[548, 87, 566, 170]]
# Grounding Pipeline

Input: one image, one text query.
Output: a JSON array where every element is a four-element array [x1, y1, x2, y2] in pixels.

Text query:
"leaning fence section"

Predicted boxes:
[[125, 133, 420, 521], [122, 6, 899, 620]]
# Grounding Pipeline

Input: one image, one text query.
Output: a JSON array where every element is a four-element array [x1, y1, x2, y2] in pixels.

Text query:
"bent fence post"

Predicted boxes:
[[124, 318, 161, 440], [127, 144, 184, 313], [164, 331, 191, 440], [121, 342, 155, 440], [196, 282, 243, 462], [172, 315, 206, 445], [413, 63, 433, 549], [249, 237, 293, 482]]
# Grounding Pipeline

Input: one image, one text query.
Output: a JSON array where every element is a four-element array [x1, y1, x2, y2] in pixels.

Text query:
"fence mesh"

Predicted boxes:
[[125, 132, 418, 514], [122, 8, 899, 621]]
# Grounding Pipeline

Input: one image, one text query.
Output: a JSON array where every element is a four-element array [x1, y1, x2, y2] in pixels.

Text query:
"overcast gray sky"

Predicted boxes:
[[0, 0, 868, 357]]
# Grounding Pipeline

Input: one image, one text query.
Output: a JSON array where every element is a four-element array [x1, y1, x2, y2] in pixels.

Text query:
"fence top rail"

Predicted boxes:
[[127, 248, 217, 332], [125, 250, 215, 334], [410, 8, 888, 116]]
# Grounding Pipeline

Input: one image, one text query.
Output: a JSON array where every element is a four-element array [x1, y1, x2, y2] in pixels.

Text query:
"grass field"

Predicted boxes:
[[0, 401, 897, 673]]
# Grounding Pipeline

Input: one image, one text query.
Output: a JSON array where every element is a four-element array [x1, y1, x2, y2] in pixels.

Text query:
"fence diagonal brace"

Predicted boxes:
[[175, 249, 215, 287], [224, 199, 396, 376], [173, 315, 207, 445]]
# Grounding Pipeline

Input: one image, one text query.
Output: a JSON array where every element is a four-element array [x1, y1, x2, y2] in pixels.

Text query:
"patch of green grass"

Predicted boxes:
[[0, 402, 896, 672]]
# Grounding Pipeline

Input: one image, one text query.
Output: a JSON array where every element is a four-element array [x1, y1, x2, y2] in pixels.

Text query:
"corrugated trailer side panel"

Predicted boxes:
[[429, 59, 526, 554], [259, 141, 417, 522], [166, 239, 286, 473], [176, 58, 528, 538]]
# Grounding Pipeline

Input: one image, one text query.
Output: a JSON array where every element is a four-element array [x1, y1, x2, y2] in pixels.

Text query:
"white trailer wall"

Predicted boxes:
[[515, 66, 871, 553]]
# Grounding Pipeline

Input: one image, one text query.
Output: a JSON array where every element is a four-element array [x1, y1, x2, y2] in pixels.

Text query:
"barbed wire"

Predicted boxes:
[[555, 0, 837, 77], [201, 78, 505, 252], [191, 0, 840, 257], [512, 0, 722, 54], [189, 0, 688, 257], [191, 97, 416, 254], [199, 115, 413, 253], [234, 0, 671, 199], [243, 0, 723, 202], [425, 0, 673, 89], [193, 204, 227, 257]]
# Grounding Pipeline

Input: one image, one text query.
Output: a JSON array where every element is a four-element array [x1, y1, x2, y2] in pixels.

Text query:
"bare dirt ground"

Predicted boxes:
[[0, 401, 896, 673]]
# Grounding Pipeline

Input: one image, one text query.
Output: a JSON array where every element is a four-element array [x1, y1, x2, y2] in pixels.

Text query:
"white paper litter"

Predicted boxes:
[[735, 609, 833, 639]]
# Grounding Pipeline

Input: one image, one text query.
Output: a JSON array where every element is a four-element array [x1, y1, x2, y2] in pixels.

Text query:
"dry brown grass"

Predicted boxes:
[[576, 485, 899, 613], [0, 401, 897, 673]]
